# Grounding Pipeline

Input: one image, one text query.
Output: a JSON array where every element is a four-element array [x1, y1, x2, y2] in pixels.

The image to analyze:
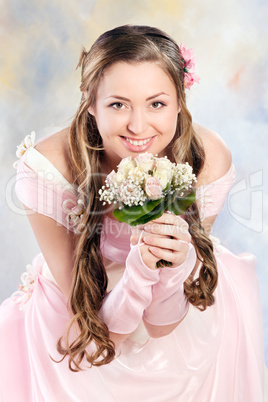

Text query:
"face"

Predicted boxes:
[[88, 61, 181, 171]]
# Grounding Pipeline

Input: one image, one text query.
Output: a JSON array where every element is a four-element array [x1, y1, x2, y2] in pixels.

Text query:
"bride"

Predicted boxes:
[[0, 24, 266, 401]]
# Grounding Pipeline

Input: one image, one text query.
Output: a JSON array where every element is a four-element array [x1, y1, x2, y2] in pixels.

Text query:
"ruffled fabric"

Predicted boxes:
[[0, 141, 266, 401], [0, 254, 116, 402]]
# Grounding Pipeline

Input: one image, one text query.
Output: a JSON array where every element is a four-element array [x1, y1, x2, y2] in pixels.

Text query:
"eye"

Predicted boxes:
[[150, 101, 166, 109], [110, 102, 125, 110]]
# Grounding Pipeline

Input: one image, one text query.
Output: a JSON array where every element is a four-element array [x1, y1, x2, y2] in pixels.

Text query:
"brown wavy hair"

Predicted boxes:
[[57, 25, 218, 371]]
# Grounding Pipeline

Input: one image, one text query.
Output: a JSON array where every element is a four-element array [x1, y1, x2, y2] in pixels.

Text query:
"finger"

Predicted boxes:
[[130, 225, 144, 245], [148, 245, 188, 267], [139, 244, 160, 270], [146, 213, 189, 235], [150, 212, 188, 229], [131, 227, 167, 245], [143, 235, 189, 253], [144, 222, 190, 243]]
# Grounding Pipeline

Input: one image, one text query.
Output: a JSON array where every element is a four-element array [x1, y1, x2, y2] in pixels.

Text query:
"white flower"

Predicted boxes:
[[153, 168, 171, 189], [99, 156, 196, 209], [135, 152, 155, 172], [152, 157, 173, 189], [155, 156, 173, 171], [13, 131, 36, 169], [106, 170, 116, 184], [118, 179, 146, 206], [11, 264, 37, 311], [127, 166, 148, 183], [115, 170, 127, 185], [62, 198, 85, 232], [172, 162, 196, 189], [117, 156, 134, 169], [116, 156, 136, 183]]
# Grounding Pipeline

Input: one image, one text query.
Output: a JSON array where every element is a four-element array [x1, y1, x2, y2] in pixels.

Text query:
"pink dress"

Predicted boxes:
[[0, 141, 266, 402]]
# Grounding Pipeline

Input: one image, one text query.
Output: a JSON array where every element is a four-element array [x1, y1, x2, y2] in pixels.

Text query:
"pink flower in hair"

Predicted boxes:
[[179, 42, 200, 89], [184, 72, 200, 90]]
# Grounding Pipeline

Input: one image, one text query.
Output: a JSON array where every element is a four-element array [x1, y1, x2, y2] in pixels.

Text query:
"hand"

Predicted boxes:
[[130, 212, 191, 270]]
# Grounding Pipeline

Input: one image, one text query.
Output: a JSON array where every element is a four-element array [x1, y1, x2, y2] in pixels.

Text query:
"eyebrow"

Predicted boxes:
[[105, 92, 170, 101]]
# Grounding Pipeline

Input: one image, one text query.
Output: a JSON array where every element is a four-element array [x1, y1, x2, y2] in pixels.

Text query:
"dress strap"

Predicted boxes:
[[196, 163, 236, 220], [25, 147, 76, 194], [15, 149, 80, 232]]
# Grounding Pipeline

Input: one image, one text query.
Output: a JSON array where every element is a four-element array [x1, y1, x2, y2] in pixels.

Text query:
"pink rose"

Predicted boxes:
[[145, 177, 163, 200]]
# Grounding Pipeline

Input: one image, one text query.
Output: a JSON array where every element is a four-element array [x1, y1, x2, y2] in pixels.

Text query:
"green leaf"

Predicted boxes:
[[165, 190, 196, 215], [112, 197, 165, 225], [129, 205, 165, 226], [112, 189, 196, 226], [163, 182, 171, 192]]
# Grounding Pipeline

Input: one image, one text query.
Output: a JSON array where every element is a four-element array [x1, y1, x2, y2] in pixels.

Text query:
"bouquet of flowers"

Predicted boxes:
[[99, 152, 196, 225], [99, 153, 196, 267]]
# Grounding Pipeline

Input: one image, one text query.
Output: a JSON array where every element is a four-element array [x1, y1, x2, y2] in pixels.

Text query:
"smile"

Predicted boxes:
[[120, 136, 156, 152], [123, 136, 153, 146]]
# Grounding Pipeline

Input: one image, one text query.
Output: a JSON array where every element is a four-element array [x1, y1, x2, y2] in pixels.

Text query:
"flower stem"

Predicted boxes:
[[156, 259, 173, 269]]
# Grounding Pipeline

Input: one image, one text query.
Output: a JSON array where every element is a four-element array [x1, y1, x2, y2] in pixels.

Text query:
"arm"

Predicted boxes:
[[24, 206, 77, 301], [139, 128, 233, 337], [143, 240, 197, 338], [142, 216, 212, 338], [25, 207, 156, 348], [20, 135, 158, 347], [99, 235, 159, 334]]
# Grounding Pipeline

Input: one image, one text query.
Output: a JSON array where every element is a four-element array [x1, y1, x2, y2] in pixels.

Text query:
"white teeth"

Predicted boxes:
[[125, 137, 152, 146]]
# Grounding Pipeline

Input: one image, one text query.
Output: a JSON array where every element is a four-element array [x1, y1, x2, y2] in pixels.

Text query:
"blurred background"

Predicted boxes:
[[1, 0, 267, 364]]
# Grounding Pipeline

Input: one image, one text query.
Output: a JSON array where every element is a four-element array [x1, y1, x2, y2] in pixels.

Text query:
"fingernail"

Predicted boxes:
[[144, 236, 152, 243]]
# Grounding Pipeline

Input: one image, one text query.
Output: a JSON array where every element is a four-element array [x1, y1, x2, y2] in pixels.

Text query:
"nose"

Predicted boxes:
[[127, 109, 149, 135]]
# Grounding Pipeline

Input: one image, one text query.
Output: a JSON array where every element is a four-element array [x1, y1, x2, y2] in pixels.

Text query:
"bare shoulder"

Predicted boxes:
[[34, 127, 73, 183], [193, 122, 232, 187]]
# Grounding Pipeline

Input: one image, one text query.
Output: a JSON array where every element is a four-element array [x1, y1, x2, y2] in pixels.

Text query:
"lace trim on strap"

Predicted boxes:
[[196, 163, 236, 220]]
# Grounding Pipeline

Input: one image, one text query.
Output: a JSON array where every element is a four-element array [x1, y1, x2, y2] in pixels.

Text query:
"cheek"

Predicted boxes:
[[156, 110, 178, 134], [101, 113, 127, 135], [93, 109, 111, 134]]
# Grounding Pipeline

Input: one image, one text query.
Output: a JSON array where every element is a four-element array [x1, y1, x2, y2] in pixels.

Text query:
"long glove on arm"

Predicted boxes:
[[143, 241, 197, 326], [99, 238, 159, 334]]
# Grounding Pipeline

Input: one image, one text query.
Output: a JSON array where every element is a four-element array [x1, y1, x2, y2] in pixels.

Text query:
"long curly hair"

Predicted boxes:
[[57, 24, 218, 371]]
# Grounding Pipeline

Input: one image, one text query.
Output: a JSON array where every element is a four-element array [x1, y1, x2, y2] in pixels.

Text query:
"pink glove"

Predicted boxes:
[[143, 241, 197, 326], [99, 235, 160, 334]]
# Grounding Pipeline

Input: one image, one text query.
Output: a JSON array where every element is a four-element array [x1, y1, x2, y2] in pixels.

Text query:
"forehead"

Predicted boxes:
[[96, 61, 176, 97]]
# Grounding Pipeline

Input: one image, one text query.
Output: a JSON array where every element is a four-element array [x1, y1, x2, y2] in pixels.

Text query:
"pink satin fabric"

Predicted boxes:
[[0, 147, 265, 401], [15, 151, 78, 232], [143, 242, 197, 326], [100, 234, 159, 334]]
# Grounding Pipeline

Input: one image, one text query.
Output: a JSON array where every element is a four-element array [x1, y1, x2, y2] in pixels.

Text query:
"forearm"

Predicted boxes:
[[99, 240, 159, 337], [142, 242, 197, 337]]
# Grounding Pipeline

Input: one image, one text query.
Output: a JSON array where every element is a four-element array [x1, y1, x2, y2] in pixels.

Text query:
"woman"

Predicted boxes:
[[0, 25, 265, 401]]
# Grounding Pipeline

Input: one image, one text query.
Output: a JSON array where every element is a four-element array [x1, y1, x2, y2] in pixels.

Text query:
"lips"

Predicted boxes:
[[120, 136, 156, 152], [123, 136, 153, 145]]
